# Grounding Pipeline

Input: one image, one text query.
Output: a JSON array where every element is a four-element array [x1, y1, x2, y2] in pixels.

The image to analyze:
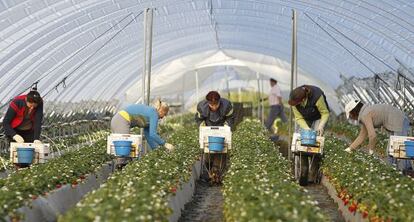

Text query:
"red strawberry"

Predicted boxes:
[[80, 175, 86, 180], [56, 184, 62, 189], [362, 211, 369, 218], [170, 187, 177, 193], [343, 199, 349, 206]]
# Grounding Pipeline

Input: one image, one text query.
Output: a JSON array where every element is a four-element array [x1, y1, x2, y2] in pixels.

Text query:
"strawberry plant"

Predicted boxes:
[[0, 139, 112, 219], [59, 126, 200, 221], [323, 136, 414, 221], [223, 119, 327, 221]]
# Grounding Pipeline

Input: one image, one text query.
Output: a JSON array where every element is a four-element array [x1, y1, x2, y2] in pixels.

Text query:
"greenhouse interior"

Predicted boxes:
[[0, 0, 414, 221]]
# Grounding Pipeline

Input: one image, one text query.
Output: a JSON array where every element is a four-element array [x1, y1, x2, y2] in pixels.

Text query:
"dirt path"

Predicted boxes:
[[305, 184, 345, 222], [178, 180, 224, 222]]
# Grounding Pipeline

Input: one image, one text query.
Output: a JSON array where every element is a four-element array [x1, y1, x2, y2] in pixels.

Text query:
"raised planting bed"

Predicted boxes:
[[322, 136, 414, 221], [59, 127, 200, 222], [0, 140, 112, 221], [223, 119, 327, 221]]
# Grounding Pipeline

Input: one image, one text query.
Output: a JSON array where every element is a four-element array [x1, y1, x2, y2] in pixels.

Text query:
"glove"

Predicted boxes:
[[164, 143, 175, 152], [317, 128, 324, 136], [344, 147, 352, 153], [368, 149, 374, 155], [34, 140, 42, 145], [317, 123, 325, 136], [13, 134, 24, 143]]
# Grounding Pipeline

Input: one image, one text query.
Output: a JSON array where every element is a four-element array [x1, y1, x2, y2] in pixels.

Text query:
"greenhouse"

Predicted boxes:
[[0, 0, 413, 221]]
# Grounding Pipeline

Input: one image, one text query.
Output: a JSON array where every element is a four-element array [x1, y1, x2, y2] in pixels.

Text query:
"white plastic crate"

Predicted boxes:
[[291, 133, 324, 154], [107, 134, 143, 157], [388, 135, 414, 159], [199, 126, 231, 153], [10, 142, 51, 164]]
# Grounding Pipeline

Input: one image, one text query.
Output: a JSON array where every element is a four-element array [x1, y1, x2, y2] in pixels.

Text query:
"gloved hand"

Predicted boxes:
[[368, 149, 374, 155], [317, 123, 325, 136], [317, 128, 324, 136], [344, 147, 352, 153], [164, 143, 175, 152], [34, 140, 42, 145], [13, 134, 24, 143]]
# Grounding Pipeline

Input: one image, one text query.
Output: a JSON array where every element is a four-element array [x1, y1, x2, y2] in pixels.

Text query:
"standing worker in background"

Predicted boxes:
[[289, 85, 330, 185], [264, 78, 287, 136], [344, 100, 412, 171], [195, 91, 234, 129], [3, 89, 44, 145], [289, 85, 330, 135], [111, 99, 174, 151]]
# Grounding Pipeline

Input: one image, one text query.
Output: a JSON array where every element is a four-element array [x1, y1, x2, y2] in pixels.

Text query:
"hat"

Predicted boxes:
[[288, 87, 306, 106], [345, 99, 361, 119]]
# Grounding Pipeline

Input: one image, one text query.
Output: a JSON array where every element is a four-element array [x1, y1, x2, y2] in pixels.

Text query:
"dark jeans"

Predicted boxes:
[[265, 105, 287, 131]]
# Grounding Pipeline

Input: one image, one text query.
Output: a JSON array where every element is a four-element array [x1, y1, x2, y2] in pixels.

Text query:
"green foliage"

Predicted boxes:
[[223, 119, 327, 222], [59, 127, 199, 222], [323, 136, 414, 221], [0, 140, 112, 219]]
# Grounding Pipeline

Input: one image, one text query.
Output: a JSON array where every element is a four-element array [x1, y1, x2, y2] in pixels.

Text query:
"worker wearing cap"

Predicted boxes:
[[288, 85, 330, 135], [111, 99, 174, 151], [3, 90, 44, 145], [344, 100, 410, 154], [195, 91, 234, 129]]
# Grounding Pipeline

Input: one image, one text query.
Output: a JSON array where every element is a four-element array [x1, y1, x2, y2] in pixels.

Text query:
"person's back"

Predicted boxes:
[[123, 104, 157, 128], [358, 104, 405, 132]]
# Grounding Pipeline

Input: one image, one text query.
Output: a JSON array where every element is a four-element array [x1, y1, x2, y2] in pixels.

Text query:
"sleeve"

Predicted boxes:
[[315, 96, 330, 128], [224, 102, 234, 128], [360, 114, 377, 150], [195, 103, 206, 126], [33, 103, 43, 140], [349, 123, 368, 149], [146, 110, 165, 147], [2, 102, 18, 137], [292, 106, 310, 129]]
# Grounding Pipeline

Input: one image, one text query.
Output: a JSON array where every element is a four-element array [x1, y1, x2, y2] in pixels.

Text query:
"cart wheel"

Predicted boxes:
[[295, 154, 309, 186]]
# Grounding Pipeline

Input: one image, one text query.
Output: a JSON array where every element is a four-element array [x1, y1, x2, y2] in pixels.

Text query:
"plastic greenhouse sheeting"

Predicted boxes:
[[0, 0, 412, 113]]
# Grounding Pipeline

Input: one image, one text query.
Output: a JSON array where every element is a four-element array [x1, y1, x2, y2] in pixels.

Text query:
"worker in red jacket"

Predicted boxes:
[[3, 90, 43, 144]]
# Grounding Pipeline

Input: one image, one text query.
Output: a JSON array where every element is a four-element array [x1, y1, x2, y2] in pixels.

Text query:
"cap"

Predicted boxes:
[[345, 99, 361, 119]]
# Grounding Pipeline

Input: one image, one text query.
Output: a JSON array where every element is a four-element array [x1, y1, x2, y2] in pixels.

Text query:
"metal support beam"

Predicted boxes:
[[288, 9, 297, 161]]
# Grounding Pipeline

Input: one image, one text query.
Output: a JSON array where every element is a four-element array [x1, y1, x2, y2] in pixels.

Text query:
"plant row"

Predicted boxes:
[[0, 139, 112, 220], [223, 119, 327, 221], [322, 136, 414, 221], [59, 126, 199, 221]]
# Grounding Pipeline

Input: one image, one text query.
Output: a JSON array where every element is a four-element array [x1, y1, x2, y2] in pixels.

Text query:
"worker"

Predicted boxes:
[[344, 100, 412, 170], [289, 85, 330, 135], [3, 89, 44, 144], [289, 85, 330, 185], [264, 78, 287, 135], [195, 91, 234, 183], [195, 91, 234, 129], [111, 99, 174, 151]]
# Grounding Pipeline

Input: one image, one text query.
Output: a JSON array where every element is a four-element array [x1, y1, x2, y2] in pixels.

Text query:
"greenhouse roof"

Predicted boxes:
[[0, 0, 413, 113]]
